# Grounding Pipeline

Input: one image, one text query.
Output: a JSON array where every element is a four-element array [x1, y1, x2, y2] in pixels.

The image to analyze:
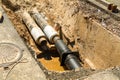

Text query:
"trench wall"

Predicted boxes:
[[74, 14, 120, 69]]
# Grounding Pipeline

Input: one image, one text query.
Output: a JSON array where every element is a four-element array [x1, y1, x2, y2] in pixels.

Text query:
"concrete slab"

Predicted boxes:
[[84, 71, 119, 80], [87, 0, 120, 20], [84, 67, 120, 80], [0, 6, 46, 80]]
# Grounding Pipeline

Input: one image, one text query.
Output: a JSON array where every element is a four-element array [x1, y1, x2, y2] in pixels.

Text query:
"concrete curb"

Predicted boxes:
[[0, 6, 46, 80]]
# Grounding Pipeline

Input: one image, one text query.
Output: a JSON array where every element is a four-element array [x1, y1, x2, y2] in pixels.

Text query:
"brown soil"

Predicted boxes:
[[1, 0, 120, 79]]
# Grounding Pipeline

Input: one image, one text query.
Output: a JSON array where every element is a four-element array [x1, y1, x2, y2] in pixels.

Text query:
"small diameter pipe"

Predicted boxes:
[[22, 11, 47, 46], [31, 10, 82, 70]]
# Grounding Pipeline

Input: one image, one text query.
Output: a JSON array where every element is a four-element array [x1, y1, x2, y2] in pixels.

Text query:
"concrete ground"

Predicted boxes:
[[0, 6, 46, 80], [84, 67, 120, 80]]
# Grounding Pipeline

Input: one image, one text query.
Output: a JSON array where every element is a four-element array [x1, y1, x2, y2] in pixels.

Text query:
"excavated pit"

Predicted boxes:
[[1, 0, 120, 79]]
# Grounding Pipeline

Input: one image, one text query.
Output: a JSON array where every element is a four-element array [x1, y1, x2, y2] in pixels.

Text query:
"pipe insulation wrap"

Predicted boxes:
[[23, 12, 36, 31], [31, 10, 59, 43], [32, 12, 48, 29], [43, 25, 59, 43], [31, 27, 46, 44], [22, 11, 47, 45]]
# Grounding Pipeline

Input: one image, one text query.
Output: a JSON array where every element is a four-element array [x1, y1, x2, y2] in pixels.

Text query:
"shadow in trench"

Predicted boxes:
[[37, 47, 59, 60], [37, 45, 68, 70]]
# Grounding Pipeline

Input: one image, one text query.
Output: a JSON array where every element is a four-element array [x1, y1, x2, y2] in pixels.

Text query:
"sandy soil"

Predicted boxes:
[[1, 0, 120, 79]]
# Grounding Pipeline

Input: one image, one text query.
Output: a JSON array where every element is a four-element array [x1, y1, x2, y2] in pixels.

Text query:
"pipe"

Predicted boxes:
[[22, 11, 47, 46], [31, 9, 59, 43], [31, 9, 82, 70], [54, 38, 81, 69]]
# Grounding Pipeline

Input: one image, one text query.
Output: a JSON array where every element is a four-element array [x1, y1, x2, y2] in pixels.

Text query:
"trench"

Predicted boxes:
[[1, 0, 120, 79]]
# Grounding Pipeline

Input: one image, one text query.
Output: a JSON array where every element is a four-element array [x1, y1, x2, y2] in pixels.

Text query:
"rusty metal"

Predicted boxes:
[[112, 5, 119, 13], [108, 4, 113, 10]]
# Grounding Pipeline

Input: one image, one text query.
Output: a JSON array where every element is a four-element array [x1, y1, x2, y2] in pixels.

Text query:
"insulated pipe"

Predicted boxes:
[[31, 9, 82, 70], [22, 11, 47, 46], [31, 9, 59, 43]]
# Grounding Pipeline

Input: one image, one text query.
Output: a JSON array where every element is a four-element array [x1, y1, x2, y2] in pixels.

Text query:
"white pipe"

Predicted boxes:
[[22, 11, 47, 45]]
